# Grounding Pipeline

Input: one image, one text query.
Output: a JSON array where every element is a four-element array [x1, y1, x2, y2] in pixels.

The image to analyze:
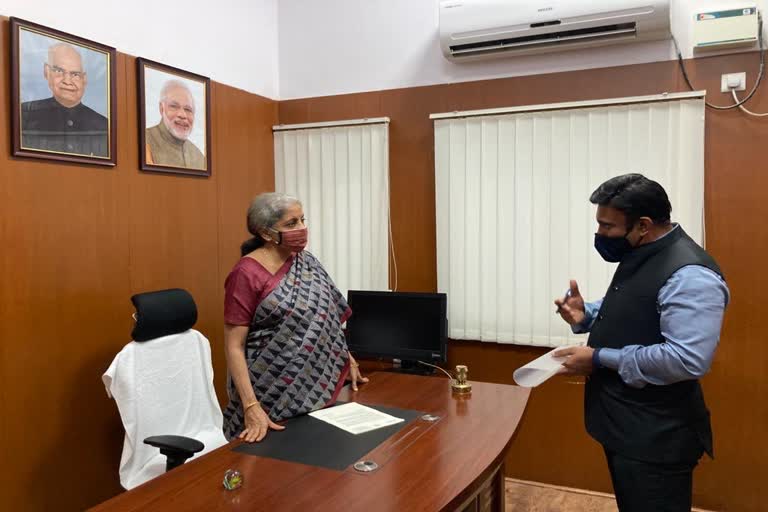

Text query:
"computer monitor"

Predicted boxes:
[[345, 290, 447, 365]]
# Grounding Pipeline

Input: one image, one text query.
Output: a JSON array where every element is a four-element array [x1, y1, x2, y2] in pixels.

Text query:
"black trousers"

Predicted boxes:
[[604, 448, 698, 512]]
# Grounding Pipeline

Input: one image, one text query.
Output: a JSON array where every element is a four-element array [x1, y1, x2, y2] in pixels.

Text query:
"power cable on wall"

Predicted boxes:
[[388, 201, 398, 292], [733, 89, 768, 116]]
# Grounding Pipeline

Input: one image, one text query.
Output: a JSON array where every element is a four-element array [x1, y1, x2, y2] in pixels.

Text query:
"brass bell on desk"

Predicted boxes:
[[451, 365, 472, 394]]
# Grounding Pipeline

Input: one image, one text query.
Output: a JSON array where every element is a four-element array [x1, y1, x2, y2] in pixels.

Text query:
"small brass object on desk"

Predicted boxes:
[[451, 365, 472, 394]]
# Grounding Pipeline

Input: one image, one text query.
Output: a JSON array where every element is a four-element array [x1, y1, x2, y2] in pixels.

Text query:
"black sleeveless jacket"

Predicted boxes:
[[586, 226, 722, 464]]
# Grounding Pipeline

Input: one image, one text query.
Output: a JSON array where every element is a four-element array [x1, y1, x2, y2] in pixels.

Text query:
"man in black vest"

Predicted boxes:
[[553, 174, 729, 512]]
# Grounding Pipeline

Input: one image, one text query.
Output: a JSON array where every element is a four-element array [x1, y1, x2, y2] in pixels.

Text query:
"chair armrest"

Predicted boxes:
[[144, 435, 204, 455], [144, 435, 205, 472]]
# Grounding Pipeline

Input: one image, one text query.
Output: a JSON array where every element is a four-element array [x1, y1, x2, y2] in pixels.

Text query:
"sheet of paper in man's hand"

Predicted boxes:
[[309, 402, 404, 434], [513, 347, 572, 387]]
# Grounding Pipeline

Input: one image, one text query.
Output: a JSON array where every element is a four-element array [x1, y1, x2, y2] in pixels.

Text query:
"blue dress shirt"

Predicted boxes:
[[573, 227, 730, 389]]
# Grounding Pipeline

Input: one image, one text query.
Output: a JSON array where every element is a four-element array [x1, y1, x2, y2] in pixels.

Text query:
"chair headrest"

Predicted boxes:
[[130, 288, 198, 342]]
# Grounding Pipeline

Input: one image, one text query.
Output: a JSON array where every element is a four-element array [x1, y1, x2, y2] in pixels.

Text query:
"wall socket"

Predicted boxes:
[[721, 72, 747, 92]]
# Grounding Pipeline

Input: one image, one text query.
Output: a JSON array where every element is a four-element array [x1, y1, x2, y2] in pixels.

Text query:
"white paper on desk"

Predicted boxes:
[[513, 347, 571, 387], [309, 402, 404, 435]]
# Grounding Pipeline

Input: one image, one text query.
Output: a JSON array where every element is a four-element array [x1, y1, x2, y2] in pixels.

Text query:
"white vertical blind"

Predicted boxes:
[[434, 97, 705, 347], [274, 122, 390, 297]]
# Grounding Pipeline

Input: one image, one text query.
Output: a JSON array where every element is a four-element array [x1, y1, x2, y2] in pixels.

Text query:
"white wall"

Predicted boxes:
[[1, 0, 279, 98], [4, 1, 766, 100], [278, 0, 768, 100]]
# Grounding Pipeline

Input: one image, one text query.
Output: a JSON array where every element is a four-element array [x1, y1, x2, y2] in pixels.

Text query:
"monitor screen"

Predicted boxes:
[[345, 290, 447, 362]]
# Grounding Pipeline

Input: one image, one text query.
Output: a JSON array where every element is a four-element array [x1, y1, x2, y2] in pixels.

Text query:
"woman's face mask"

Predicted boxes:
[[266, 205, 308, 252], [271, 227, 308, 252]]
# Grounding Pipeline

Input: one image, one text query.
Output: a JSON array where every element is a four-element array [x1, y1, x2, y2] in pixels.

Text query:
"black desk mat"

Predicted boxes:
[[233, 402, 423, 471]]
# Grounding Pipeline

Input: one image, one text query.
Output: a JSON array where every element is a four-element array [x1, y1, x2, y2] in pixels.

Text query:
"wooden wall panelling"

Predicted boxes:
[[688, 52, 768, 512], [0, 16, 11, 510], [380, 87, 443, 293], [0, 36, 133, 510]]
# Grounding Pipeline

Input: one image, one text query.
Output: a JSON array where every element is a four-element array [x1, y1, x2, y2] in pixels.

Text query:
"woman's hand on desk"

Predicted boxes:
[[239, 404, 285, 443], [348, 353, 369, 392]]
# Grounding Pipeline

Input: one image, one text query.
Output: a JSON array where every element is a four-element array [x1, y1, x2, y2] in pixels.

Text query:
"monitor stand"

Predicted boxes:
[[387, 359, 435, 376]]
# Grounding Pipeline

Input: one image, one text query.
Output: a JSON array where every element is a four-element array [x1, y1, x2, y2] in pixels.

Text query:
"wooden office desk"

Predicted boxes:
[[90, 372, 530, 512]]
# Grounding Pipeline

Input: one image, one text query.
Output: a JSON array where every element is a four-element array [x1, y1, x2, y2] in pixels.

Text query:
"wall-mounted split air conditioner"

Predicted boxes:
[[439, 0, 671, 61]]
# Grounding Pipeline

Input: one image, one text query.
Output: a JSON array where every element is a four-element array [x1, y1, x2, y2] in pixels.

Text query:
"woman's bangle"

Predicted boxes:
[[244, 401, 259, 413]]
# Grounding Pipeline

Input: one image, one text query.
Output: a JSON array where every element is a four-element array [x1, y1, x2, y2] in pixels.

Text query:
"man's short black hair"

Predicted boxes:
[[589, 173, 672, 227]]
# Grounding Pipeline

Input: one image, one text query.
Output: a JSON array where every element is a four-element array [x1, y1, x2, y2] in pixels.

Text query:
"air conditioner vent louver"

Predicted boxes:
[[450, 22, 637, 56]]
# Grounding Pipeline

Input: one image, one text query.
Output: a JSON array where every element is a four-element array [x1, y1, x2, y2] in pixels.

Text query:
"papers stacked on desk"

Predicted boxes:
[[309, 402, 404, 435]]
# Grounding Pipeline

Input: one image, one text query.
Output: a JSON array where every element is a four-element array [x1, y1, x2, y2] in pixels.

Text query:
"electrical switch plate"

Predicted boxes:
[[721, 72, 747, 92]]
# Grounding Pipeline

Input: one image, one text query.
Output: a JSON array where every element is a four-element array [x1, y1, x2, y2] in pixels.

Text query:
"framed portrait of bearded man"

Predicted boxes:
[[10, 17, 117, 166], [137, 58, 211, 177]]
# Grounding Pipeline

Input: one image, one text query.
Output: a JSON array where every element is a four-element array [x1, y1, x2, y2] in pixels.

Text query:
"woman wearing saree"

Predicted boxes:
[[222, 192, 368, 443]]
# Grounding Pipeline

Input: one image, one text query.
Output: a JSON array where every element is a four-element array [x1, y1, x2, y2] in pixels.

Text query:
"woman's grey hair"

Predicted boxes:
[[241, 192, 301, 255]]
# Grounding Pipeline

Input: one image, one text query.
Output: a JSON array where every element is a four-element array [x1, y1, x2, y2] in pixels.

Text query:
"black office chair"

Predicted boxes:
[[103, 288, 227, 489]]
